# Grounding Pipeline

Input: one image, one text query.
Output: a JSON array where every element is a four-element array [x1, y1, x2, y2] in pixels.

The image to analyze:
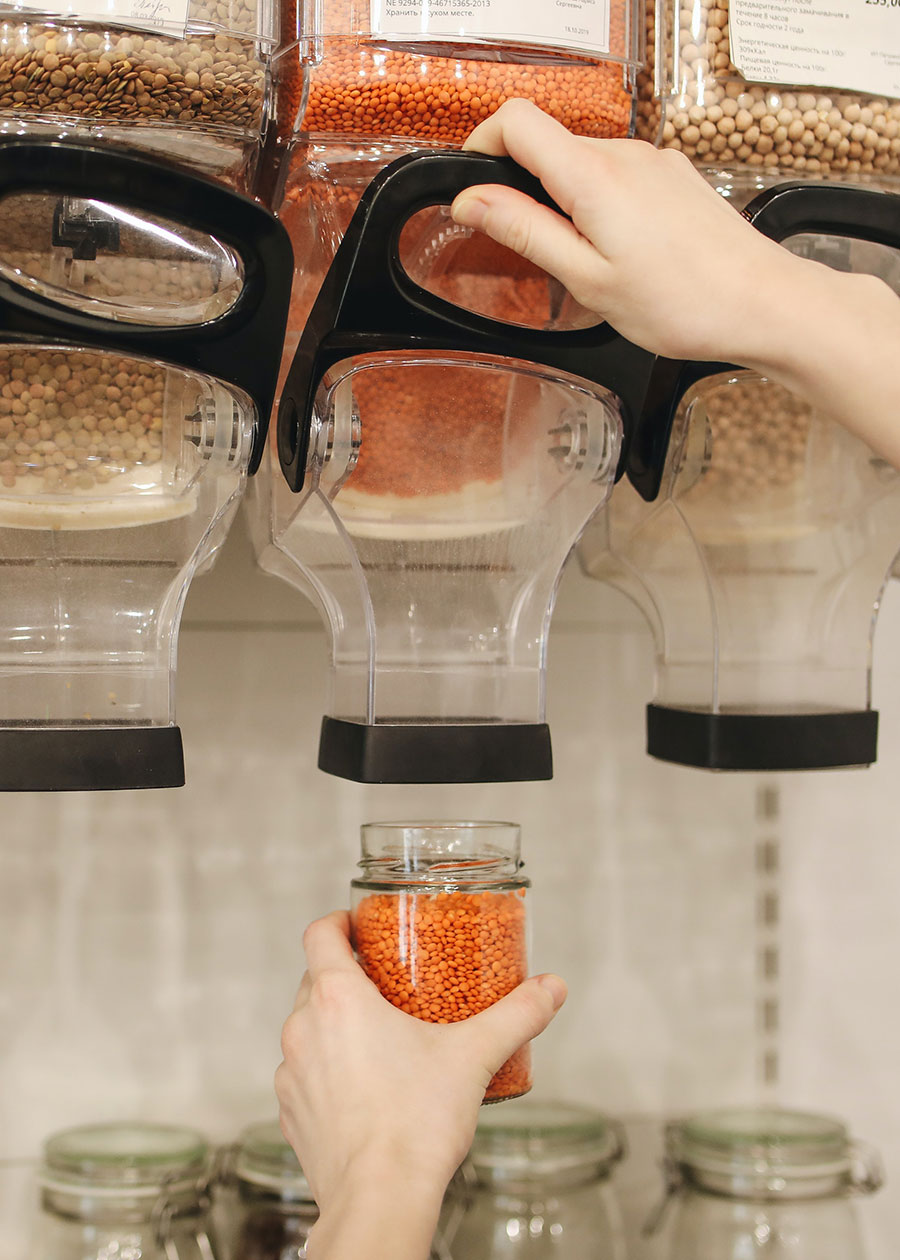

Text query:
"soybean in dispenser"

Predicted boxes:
[[579, 181, 900, 771]]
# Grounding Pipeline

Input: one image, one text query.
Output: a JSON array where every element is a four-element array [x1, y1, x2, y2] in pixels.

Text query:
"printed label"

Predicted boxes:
[[10, 0, 189, 38], [370, 0, 611, 58], [729, 0, 900, 100]]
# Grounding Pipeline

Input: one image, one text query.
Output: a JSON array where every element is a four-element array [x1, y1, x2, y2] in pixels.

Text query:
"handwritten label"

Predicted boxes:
[[729, 0, 900, 99], [370, 0, 611, 57], [10, 0, 189, 38]]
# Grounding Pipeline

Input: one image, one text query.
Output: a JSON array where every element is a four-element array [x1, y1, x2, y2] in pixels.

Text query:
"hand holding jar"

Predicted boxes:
[[275, 908, 566, 1260]]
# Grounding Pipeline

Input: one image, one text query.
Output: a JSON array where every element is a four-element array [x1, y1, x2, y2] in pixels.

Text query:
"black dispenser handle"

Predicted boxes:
[[277, 149, 656, 492], [628, 180, 900, 501], [0, 141, 294, 473]]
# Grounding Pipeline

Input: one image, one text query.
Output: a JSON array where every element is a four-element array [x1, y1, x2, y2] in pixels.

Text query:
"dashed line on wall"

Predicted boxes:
[[755, 782, 781, 1093]]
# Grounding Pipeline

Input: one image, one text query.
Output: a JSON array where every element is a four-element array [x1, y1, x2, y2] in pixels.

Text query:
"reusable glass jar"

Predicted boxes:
[[661, 1108, 883, 1260], [351, 821, 531, 1102], [636, 0, 900, 185], [442, 1100, 626, 1258], [215, 1120, 317, 1260], [30, 1121, 215, 1260]]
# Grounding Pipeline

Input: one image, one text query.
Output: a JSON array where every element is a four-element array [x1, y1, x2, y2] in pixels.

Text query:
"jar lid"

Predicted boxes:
[[469, 1100, 624, 1179], [233, 1121, 312, 1200], [41, 1122, 208, 1197], [666, 1108, 869, 1199]]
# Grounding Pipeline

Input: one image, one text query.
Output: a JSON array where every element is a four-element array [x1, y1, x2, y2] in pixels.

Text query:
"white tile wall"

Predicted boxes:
[[0, 515, 897, 1256]]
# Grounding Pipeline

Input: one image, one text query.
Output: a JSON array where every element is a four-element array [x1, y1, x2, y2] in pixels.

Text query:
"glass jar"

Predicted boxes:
[[30, 1121, 215, 1260], [442, 1100, 626, 1258], [661, 1108, 884, 1259], [351, 821, 531, 1102], [215, 1120, 317, 1260]]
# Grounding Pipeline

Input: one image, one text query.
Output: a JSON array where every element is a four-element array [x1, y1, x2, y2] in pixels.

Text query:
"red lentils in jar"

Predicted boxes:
[[351, 821, 532, 1103]]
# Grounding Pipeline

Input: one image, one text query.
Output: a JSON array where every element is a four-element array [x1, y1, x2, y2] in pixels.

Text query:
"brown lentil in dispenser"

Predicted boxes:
[[351, 822, 532, 1103], [636, 0, 900, 185], [0, 0, 280, 191]]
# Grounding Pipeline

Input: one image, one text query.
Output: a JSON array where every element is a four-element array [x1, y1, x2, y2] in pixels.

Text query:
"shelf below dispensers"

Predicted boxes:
[[646, 705, 879, 772]]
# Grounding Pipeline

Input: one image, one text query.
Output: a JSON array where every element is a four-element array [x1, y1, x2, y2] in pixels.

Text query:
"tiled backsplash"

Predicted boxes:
[[1, 516, 897, 1255]]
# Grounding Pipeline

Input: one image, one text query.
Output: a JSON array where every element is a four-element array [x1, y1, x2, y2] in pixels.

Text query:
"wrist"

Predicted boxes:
[[732, 252, 868, 385], [309, 1157, 447, 1260]]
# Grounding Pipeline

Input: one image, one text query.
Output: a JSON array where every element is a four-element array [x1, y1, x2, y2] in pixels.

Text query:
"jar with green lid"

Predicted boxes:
[[442, 1100, 627, 1258], [660, 1107, 884, 1259], [214, 1120, 317, 1260], [31, 1121, 215, 1260]]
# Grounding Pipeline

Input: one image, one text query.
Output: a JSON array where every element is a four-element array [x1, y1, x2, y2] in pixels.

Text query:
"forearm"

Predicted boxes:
[[307, 1171, 446, 1260], [736, 256, 900, 470]]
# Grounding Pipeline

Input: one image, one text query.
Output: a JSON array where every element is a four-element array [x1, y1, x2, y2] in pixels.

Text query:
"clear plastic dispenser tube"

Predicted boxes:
[[579, 180, 900, 772], [250, 149, 655, 783], [351, 822, 531, 1103], [635, 0, 900, 191], [0, 140, 292, 789], [0, 0, 280, 190]]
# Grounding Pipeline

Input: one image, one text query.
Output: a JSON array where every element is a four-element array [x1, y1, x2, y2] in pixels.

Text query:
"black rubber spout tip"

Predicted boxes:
[[646, 704, 878, 772], [0, 726, 185, 791], [318, 717, 553, 784]]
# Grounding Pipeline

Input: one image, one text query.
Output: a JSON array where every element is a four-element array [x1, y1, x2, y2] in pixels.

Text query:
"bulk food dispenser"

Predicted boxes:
[[635, 0, 900, 195], [579, 181, 900, 771], [0, 140, 291, 790], [264, 0, 643, 318], [253, 150, 654, 782], [0, 0, 282, 190]]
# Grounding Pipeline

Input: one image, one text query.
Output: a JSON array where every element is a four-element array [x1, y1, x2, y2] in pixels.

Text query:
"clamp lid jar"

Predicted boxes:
[[662, 1107, 883, 1260], [217, 1120, 317, 1260], [444, 1100, 627, 1258], [32, 1121, 214, 1260]]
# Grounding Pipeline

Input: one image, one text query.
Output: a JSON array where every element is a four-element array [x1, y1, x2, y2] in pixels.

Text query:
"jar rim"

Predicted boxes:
[[361, 820, 521, 831]]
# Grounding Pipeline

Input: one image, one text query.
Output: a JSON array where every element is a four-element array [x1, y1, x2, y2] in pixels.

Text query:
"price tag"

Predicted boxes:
[[370, 0, 612, 58], [729, 0, 900, 99], [9, 0, 190, 39]]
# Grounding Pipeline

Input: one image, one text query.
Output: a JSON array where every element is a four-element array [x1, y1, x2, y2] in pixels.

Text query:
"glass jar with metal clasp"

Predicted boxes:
[[30, 1121, 216, 1260], [650, 1107, 884, 1260], [442, 1100, 627, 1258]]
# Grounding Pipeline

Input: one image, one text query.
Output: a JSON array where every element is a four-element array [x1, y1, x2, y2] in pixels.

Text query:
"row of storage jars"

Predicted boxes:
[[32, 1106, 884, 1260], [3, 0, 897, 196]]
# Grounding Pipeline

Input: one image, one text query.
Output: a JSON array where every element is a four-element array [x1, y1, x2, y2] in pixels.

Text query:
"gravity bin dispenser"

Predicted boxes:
[[0, 141, 291, 790], [260, 151, 654, 783], [579, 181, 900, 772]]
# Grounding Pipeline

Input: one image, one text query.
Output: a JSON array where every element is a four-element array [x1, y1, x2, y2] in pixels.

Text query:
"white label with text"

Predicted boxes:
[[729, 0, 900, 100], [11, 0, 189, 38], [370, 0, 611, 57]]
